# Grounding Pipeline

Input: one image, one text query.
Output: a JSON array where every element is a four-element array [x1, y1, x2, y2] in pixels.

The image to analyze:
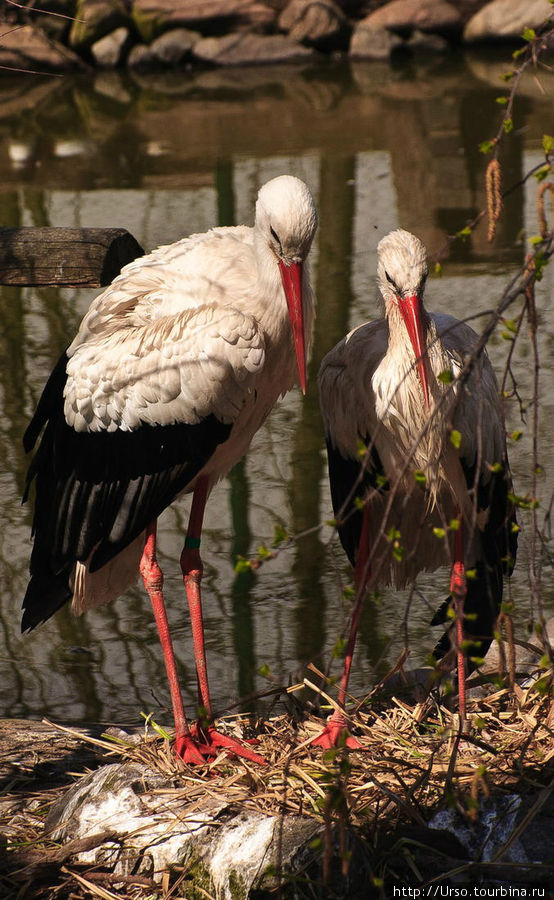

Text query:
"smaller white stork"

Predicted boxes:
[[22, 175, 318, 765], [316, 229, 517, 748]]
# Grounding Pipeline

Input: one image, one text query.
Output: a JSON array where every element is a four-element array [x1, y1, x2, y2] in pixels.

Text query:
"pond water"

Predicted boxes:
[[0, 51, 553, 730]]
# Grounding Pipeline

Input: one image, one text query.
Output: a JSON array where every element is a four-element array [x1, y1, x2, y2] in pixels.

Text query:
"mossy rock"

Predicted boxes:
[[69, 0, 132, 50]]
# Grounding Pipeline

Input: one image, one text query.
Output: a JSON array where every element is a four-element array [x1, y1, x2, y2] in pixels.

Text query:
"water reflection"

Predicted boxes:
[[0, 54, 553, 728]]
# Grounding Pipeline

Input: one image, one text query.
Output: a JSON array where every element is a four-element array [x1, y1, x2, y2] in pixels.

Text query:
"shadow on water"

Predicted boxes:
[[0, 52, 553, 727]]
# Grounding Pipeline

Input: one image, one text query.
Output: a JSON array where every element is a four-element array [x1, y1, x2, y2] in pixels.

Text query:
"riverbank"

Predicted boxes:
[[1, 1, 553, 73]]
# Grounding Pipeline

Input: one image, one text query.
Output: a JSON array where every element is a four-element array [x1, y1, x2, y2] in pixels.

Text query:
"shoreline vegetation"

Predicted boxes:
[[1, 1, 553, 73]]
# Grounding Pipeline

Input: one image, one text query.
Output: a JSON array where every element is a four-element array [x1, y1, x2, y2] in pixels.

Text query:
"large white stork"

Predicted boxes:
[[22, 175, 318, 765], [316, 229, 517, 748]]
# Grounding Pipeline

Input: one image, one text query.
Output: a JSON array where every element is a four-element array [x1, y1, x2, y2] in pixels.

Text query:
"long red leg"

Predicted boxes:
[[139, 521, 205, 765], [311, 502, 372, 749], [180, 476, 266, 765], [450, 520, 467, 724]]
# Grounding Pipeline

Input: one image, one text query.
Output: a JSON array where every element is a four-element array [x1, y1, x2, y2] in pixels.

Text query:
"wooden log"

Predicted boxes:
[[0, 227, 144, 288]]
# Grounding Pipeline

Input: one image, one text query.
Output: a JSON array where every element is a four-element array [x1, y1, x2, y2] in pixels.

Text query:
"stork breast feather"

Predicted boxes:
[[64, 306, 265, 432]]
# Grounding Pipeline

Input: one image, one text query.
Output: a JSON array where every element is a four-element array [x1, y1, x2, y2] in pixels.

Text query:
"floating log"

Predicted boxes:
[[0, 227, 144, 287]]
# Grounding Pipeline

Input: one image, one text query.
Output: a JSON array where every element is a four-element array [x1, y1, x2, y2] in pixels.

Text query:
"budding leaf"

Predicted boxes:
[[450, 429, 462, 449]]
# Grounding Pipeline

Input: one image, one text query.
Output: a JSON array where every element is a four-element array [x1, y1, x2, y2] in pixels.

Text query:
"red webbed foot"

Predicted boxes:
[[310, 715, 363, 750], [175, 723, 266, 765]]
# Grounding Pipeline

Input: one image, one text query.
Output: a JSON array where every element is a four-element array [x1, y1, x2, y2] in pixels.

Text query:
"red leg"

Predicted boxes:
[[140, 521, 205, 764], [180, 477, 266, 765], [311, 503, 372, 750], [450, 521, 467, 724]]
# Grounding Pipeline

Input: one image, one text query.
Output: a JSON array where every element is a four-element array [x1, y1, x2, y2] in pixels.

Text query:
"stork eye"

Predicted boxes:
[[270, 226, 282, 250], [385, 271, 397, 290]]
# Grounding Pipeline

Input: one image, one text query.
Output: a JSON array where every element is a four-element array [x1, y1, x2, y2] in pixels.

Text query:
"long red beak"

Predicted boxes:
[[397, 293, 430, 410], [278, 259, 307, 394]]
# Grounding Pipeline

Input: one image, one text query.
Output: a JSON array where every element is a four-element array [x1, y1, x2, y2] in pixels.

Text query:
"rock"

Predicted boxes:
[[407, 28, 449, 52], [192, 32, 315, 66], [278, 0, 350, 50], [132, 0, 276, 44], [362, 0, 462, 36], [69, 0, 131, 51], [0, 24, 84, 71], [464, 0, 553, 42], [349, 23, 404, 60], [91, 27, 132, 67], [127, 43, 158, 68], [149, 28, 201, 64], [46, 762, 321, 892]]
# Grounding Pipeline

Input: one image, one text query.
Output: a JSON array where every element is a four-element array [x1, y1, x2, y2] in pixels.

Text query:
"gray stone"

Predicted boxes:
[[350, 24, 404, 60], [192, 32, 315, 66], [464, 0, 553, 42], [127, 43, 158, 68], [91, 27, 132, 68], [363, 0, 462, 35], [407, 28, 449, 52], [278, 0, 350, 49], [132, 0, 276, 44], [69, 0, 131, 50], [46, 762, 321, 892], [0, 24, 84, 71], [149, 28, 201, 64]]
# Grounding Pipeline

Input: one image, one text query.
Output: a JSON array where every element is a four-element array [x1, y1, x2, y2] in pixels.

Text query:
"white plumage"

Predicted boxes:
[[23, 174, 318, 764], [314, 229, 516, 746]]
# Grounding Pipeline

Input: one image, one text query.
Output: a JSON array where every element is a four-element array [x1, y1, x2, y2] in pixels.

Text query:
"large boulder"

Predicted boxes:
[[132, 0, 276, 44], [69, 0, 131, 51], [362, 0, 463, 36], [192, 32, 315, 65], [464, 0, 554, 42], [278, 0, 350, 50], [350, 23, 404, 59], [0, 24, 84, 71]]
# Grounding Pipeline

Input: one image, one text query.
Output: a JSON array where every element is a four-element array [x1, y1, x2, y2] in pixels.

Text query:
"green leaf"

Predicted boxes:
[[438, 369, 454, 384], [490, 462, 503, 473], [522, 26, 536, 41], [495, 96, 508, 105], [258, 663, 271, 678], [257, 543, 272, 560], [434, 261, 442, 276], [542, 134, 554, 153], [450, 429, 462, 449], [456, 225, 473, 239], [272, 524, 288, 547], [500, 71, 515, 82], [503, 117, 514, 134], [234, 556, 251, 573], [433, 527, 446, 539], [466, 569, 477, 580], [414, 469, 427, 486], [509, 429, 523, 441], [479, 140, 495, 154], [449, 518, 460, 531]]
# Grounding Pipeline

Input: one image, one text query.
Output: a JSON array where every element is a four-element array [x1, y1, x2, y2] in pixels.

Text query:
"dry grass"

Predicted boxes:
[[1, 669, 553, 899]]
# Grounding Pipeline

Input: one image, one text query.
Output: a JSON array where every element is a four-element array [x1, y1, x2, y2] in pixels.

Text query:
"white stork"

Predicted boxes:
[[22, 175, 318, 765], [316, 229, 517, 747]]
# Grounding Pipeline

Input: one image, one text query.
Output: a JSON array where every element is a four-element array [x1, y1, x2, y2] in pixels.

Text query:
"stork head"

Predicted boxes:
[[256, 175, 318, 394], [377, 229, 430, 409]]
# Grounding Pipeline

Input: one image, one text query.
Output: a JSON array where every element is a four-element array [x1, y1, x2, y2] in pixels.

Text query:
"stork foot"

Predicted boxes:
[[310, 715, 362, 750], [175, 724, 266, 765]]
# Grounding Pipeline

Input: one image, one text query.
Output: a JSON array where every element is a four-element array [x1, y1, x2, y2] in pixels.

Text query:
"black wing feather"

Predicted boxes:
[[22, 355, 232, 631], [326, 435, 386, 567]]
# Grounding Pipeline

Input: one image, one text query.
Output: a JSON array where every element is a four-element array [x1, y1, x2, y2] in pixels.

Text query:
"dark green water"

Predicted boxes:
[[0, 53, 552, 729]]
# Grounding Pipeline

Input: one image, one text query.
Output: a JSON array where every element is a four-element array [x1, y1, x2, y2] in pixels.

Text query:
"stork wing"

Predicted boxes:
[[22, 303, 265, 630], [318, 321, 388, 565]]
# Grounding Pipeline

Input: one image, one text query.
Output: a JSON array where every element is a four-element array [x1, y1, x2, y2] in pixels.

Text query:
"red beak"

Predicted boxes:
[[278, 259, 307, 394], [397, 293, 430, 410]]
